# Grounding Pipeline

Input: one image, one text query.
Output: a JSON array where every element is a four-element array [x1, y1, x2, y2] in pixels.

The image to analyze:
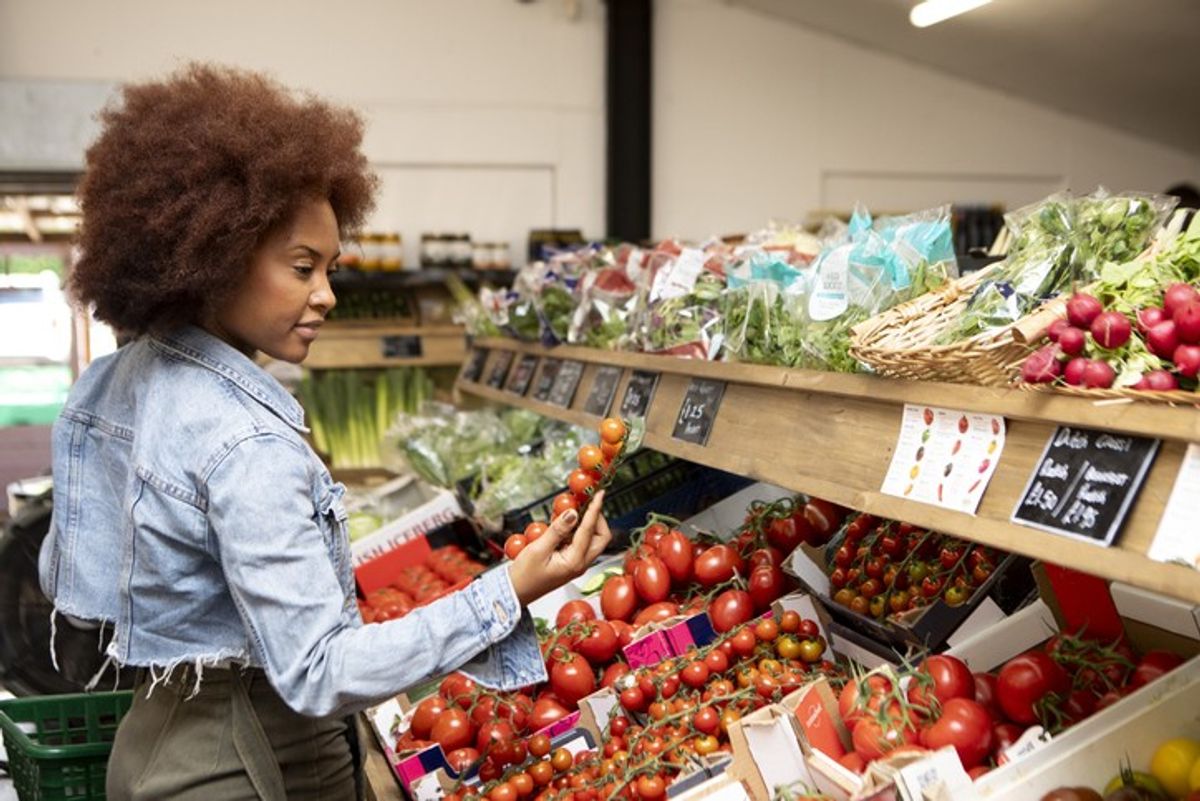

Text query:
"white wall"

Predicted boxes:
[[653, 0, 1200, 240], [4, 0, 1199, 250], [0, 0, 607, 266]]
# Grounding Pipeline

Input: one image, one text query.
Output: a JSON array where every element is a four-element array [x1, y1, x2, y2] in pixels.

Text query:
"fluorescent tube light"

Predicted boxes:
[[910, 0, 992, 28]]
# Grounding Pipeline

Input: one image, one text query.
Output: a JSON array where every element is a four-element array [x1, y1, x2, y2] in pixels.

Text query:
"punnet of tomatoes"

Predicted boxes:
[[504, 417, 638, 561], [825, 636, 1190, 784], [807, 512, 1026, 644], [358, 545, 485, 623], [1041, 736, 1200, 801], [439, 607, 842, 801]]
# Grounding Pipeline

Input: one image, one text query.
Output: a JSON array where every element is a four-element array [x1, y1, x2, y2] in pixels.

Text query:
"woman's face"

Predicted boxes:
[[206, 197, 340, 364]]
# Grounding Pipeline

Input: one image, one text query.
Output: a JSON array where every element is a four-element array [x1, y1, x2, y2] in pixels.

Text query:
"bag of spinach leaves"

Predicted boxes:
[[947, 188, 1176, 342], [722, 251, 813, 366], [638, 242, 731, 360]]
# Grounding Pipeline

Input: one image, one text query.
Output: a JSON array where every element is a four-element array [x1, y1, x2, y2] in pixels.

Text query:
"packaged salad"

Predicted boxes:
[[637, 240, 731, 360], [568, 244, 648, 350]]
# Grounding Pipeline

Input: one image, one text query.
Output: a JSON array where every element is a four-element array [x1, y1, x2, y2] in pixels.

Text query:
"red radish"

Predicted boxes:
[[1172, 301, 1200, 344], [1080, 359, 1116, 389], [1021, 345, 1062, 384], [1173, 344, 1200, 378], [1134, 370, 1179, 391], [1163, 283, 1200, 317], [1090, 311, 1132, 350], [1063, 357, 1090, 386], [1147, 320, 1180, 359], [1066, 293, 1103, 329], [1057, 326, 1086, 356], [1136, 307, 1168, 333], [1047, 319, 1071, 342]]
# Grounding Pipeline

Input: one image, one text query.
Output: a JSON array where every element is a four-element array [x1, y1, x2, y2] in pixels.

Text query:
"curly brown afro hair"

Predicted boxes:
[[72, 63, 377, 335]]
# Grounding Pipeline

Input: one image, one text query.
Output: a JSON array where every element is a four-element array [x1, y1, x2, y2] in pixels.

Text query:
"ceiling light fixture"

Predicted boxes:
[[910, 0, 992, 28]]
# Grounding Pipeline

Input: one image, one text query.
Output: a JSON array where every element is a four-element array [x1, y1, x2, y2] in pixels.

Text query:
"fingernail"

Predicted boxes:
[[561, 509, 579, 526]]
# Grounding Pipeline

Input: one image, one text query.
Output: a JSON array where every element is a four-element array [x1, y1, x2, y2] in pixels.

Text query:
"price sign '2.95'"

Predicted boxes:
[[1012, 426, 1159, 547]]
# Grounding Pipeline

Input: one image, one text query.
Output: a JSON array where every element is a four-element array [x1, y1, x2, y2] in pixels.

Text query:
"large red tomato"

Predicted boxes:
[[709, 589, 755, 633], [972, 673, 1003, 721], [431, 708, 474, 751], [556, 599, 596, 629], [919, 698, 994, 769], [907, 655, 975, 709], [411, 695, 448, 739], [838, 674, 894, 730], [765, 517, 803, 553], [851, 703, 919, 762], [656, 530, 694, 585], [601, 661, 631, 688], [694, 544, 742, 586], [633, 601, 680, 627], [439, 673, 478, 709], [549, 651, 596, 706], [747, 564, 787, 611], [476, 720, 517, 753], [577, 620, 620, 665], [528, 696, 570, 730], [1130, 650, 1184, 688], [996, 651, 1070, 725], [633, 557, 671, 603], [600, 575, 638, 621]]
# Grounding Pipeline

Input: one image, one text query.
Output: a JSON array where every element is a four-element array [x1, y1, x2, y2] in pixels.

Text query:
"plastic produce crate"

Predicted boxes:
[[502, 453, 753, 543], [0, 691, 133, 801]]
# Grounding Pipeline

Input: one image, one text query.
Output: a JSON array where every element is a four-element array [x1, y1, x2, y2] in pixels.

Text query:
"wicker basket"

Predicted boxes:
[[849, 263, 1034, 386]]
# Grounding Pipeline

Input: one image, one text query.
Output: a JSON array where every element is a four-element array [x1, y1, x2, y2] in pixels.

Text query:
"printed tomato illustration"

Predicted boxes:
[[958, 415, 969, 434], [923, 408, 934, 426]]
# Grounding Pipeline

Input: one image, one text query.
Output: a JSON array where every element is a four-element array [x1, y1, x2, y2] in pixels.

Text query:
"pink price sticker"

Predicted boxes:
[[622, 630, 673, 668]]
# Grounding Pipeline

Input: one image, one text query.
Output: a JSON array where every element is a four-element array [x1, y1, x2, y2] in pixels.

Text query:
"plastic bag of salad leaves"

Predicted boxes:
[[722, 250, 813, 366], [947, 189, 1176, 342], [638, 242, 731, 359], [534, 246, 592, 345], [568, 244, 649, 350], [873, 204, 960, 304]]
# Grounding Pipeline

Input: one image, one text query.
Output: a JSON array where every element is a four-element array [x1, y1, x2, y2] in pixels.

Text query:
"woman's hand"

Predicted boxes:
[[508, 491, 612, 606]]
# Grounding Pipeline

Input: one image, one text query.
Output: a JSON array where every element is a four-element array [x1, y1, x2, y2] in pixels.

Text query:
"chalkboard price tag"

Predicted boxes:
[[1012, 426, 1160, 546], [672, 379, 726, 446], [532, 358, 562, 403], [584, 366, 623, 417], [486, 351, 514, 389], [619, 370, 659, 419], [460, 348, 488, 383], [548, 360, 585, 408], [381, 334, 422, 359], [506, 354, 538, 396]]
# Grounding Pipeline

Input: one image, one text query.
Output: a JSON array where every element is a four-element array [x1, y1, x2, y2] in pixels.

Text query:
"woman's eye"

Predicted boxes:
[[294, 264, 314, 277]]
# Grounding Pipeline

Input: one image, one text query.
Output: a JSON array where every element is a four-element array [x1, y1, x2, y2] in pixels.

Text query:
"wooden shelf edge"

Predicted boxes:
[[470, 339, 1200, 443], [457, 351, 1200, 605]]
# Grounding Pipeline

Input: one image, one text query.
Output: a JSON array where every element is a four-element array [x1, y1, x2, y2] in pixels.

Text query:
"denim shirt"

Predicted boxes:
[[38, 325, 546, 717]]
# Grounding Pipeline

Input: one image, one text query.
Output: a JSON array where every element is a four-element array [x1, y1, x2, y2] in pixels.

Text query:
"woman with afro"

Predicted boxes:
[[40, 63, 612, 800]]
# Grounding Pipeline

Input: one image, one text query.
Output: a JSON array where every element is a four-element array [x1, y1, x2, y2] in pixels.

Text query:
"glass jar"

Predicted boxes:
[[472, 241, 494, 270], [381, 233, 403, 271], [450, 234, 473, 268], [490, 241, 511, 270], [422, 233, 447, 267], [360, 233, 382, 271]]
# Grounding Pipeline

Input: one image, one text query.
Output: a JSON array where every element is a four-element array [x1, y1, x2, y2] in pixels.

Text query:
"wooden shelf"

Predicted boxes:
[[457, 339, 1200, 604], [304, 323, 468, 369]]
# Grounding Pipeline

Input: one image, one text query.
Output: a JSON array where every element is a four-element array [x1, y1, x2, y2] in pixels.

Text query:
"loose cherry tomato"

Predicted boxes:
[[578, 445, 604, 472], [599, 418, 627, 445], [567, 469, 600, 497], [504, 534, 528, 560]]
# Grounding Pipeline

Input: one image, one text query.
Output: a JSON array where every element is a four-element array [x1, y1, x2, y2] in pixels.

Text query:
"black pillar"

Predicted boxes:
[[605, 0, 652, 243]]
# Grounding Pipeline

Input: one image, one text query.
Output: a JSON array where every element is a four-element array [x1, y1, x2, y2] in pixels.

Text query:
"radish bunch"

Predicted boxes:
[[1021, 283, 1200, 391]]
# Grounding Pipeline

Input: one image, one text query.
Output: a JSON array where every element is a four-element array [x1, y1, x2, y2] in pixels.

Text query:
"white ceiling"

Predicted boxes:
[[730, 0, 1200, 157]]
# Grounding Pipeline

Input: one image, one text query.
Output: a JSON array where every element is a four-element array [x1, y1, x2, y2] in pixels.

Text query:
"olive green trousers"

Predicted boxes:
[[106, 666, 358, 801]]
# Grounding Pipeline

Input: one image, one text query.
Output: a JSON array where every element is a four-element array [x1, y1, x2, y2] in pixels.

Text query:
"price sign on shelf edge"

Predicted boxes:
[[547, 360, 585, 408], [506, 354, 538, 396], [583, 365, 622, 417], [485, 351, 514, 389], [1012, 426, 1160, 547], [672, 378, 725, 446], [619, 370, 659, 419], [460, 348, 487, 383], [531, 358, 562, 403]]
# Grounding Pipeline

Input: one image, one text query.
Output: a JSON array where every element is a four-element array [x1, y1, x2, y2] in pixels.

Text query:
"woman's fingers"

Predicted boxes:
[[563, 491, 606, 569]]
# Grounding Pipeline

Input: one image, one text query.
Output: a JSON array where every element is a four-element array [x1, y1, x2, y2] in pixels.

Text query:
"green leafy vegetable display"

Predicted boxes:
[[948, 189, 1176, 342]]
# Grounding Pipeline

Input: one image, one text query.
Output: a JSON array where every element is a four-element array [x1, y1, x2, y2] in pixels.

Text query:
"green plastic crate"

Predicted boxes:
[[0, 692, 132, 801]]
